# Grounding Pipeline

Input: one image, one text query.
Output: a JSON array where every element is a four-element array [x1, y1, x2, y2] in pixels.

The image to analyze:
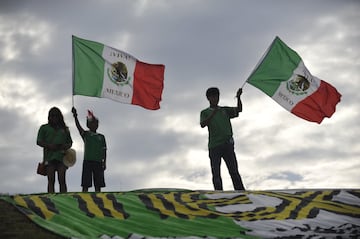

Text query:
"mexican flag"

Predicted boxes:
[[247, 36, 341, 123], [72, 35, 165, 110]]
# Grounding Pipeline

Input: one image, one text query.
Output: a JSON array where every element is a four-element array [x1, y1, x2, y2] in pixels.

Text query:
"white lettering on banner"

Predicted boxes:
[[106, 88, 130, 98]]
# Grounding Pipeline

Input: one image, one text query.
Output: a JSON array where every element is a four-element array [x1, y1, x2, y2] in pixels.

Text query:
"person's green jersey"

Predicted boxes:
[[200, 107, 238, 149], [37, 124, 72, 162], [82, 131, 106, 161]]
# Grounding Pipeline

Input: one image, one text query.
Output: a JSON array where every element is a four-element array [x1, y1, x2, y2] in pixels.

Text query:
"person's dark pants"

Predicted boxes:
[[82, 160, 105, 189], [209, 141, 245, 191]]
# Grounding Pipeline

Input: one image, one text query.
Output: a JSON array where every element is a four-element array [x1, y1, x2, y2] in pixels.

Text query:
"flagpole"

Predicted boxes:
[[240, 79, 247, 89], [71, 35, 74, 108], [241, 36, 279, 90]]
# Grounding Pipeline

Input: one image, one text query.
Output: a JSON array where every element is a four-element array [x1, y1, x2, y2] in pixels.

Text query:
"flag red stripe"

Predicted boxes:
[[132, 61, 165, 110], [291, 80, 341, 123]]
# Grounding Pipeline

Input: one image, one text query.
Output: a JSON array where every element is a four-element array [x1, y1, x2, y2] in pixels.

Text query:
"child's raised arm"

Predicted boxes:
[[72, 107, 85, 136]]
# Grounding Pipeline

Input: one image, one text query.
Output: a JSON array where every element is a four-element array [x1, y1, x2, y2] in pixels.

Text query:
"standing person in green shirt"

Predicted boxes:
[[72, 107, 107, 192], [200, 87, 245, 191], [37, 107, 73, 193]]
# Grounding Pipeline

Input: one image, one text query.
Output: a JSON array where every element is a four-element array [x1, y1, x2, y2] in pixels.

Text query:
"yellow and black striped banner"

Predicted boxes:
[[1, 189, 360, 238]]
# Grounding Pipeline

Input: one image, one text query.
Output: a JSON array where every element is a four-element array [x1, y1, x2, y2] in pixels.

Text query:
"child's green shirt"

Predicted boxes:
[[81, 131, 107, 162]]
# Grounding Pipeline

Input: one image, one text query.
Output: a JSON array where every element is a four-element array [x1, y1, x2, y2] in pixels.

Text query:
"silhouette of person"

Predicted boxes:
[[200, 87, 245, 190], [72, 107, 107, 192], [37, 107, 73, 193]]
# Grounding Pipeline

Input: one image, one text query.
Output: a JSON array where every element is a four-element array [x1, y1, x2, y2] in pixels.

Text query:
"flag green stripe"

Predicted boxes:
[[73, 36, 105, 97], [247, 37, 301, 97]]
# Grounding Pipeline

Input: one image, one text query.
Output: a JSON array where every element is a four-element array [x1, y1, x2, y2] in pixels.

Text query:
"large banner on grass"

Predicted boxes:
[[1, 189, 360, 238]]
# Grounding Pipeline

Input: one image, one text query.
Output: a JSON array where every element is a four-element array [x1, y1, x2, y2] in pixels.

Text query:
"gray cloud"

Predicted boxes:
[[0, 0, 359, 194]]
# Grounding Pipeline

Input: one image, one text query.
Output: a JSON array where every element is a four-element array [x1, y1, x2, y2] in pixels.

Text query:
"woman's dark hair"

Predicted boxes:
[[48, 107, 67, 129], [206, 87, 220, 97]]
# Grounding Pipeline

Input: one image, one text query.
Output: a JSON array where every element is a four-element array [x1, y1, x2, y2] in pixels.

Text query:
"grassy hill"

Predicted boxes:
[[0, 199, 64, 239]]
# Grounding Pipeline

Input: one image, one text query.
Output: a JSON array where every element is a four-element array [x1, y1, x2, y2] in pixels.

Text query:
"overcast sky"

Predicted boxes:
[[0, 0, 359, 194]]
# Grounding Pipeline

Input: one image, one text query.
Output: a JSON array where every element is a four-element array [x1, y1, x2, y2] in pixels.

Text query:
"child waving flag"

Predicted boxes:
[[72, 107, 107, 192]]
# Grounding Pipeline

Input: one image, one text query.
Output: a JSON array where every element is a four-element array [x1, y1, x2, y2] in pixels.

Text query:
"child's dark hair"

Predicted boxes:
[[87, 117, 99, 124], [206, 87, 220, 97]]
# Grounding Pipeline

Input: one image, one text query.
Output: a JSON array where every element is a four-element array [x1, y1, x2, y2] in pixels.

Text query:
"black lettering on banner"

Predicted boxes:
[[106, 88, 130, 98], [109, 51, 131, 60], [278, 91, 294, 106]]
